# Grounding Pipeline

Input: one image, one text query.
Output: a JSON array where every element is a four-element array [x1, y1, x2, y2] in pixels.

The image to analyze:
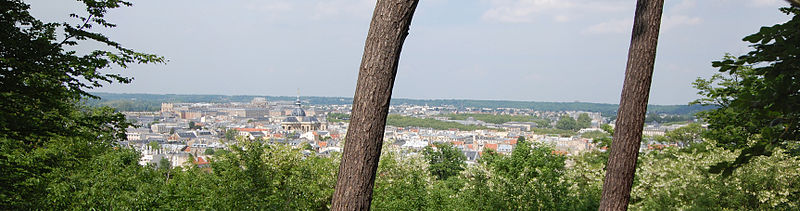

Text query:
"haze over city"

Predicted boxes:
[[27, 0, 790, 104]]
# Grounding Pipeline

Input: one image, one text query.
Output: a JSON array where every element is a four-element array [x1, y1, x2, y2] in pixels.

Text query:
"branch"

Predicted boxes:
[[58, 13, 93, 46]]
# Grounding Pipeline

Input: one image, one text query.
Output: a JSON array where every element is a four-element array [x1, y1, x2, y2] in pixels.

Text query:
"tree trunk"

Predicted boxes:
[[330, 0, 419, 210], [599, 0, 664, 210]]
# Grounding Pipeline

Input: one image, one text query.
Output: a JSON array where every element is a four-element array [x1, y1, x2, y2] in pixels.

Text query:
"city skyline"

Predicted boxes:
[[27, 0, 793, 104]]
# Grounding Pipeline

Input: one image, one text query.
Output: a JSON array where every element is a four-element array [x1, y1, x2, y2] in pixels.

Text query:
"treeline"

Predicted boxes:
[[440, 113, 550, 125], [85, 99, 162, 112], [91, 92, 711, 115], [385, 115, 492, 131], [643, 114, 694, 124]]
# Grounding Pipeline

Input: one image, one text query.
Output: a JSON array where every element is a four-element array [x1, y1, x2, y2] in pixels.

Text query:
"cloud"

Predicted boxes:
[[662, 15, 701, 30], [671, 0, 696, 13], [581, 14, 700, 35], [750, 0, 785, 7], [241, 0, 375, 22], [244, 1, 293, 12], [482, 0, 628, 23], [312, 0, 375, 20], [582, 18, 632, 34], [482, 0, 574, 23]]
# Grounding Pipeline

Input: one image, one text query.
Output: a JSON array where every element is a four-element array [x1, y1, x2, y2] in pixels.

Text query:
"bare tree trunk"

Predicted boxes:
[[330, 0, 419, 210], [599, 0, 664, 210]]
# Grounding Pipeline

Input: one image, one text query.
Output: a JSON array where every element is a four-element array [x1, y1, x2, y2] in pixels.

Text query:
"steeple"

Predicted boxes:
[[295, 88, 302, 107], [291, 89, 306, 117]]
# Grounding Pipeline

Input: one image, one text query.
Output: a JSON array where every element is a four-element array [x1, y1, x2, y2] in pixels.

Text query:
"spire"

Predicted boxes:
[[290, 88, 306, 117], [295, 88, 302, 107]]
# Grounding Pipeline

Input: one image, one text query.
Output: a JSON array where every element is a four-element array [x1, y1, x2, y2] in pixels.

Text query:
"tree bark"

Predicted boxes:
[[599, 0, 664, 210], [330, 0, 419, 210]]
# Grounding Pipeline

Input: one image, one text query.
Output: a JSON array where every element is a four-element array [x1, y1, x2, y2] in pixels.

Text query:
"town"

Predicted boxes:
[[122, 95, 696, 169]]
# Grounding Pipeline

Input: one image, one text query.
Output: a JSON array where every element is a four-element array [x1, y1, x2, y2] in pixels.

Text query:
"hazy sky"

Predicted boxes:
[[27, 0, 793, 104]]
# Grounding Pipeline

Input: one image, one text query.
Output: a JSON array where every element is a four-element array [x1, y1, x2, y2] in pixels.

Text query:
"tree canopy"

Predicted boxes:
[[693, 7, 800, 175], [422, 143, 466, 180], [0, 0, 163, 208]]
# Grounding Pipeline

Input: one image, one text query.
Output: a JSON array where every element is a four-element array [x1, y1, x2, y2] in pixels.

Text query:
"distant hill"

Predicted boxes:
[[88, 92, 712, 115]]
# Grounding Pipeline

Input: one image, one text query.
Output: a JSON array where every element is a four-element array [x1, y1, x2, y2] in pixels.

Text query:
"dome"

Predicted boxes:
[[283, 117, 299, 123], [290, 96, 306, 117], [291, 107, 306, 117], [302, 116, 318, 122]]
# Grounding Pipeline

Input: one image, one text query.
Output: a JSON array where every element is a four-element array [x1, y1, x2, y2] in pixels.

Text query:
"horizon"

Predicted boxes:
[[92, 91, 697, 106]]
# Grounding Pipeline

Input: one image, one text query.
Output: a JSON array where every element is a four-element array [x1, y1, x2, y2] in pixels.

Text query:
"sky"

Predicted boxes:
[[26, 0, 794, 105]]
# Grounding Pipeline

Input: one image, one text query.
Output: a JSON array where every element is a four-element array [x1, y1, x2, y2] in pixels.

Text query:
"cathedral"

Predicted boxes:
[[281, 95, 324, 132]]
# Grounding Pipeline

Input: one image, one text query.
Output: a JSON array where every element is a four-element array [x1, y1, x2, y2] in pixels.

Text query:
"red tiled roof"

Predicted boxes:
[[485, 143, 498, 151], [235, 128, 268, 132], [505, 139, 518, 145], [194, 157, 209, 165]]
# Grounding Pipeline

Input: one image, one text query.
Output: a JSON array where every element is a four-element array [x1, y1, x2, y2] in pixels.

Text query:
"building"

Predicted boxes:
[[227, 108, 269, 118], [281, 95, 324, 132], [161, 103, 174, 113]]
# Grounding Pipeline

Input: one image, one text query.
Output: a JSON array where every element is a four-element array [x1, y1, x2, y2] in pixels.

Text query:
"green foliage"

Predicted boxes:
[[204, 148, 215, 155], [630, 145, 800, 210], [564, 151, 608, 210], [644, 114, 693, 124], [577, 113, 592, 129], [188, 121, 201, 130], [0, 0, 164, 142], [566, 141, 800, 210], [371, 150, 431, 210], [422, 143, 466, 180], [594, 124, 615, 148], [224, 129, 238, 140], [386, 114, 492, 131], [147, 140, 161, 150], [163, 141, 339, 210], [581, 130, 611, 140], [87, 99, 161, 112], [556, 115, 579, 131], [0, 106, 142, 209], [1, 134, 166, 209], [693, 7, 800, 174], [532, 127, 577, 137], [467, 140, 572, 210], [302, 142, 313, 151], [326, 113, 350, 123], [441, 113, 548, 125], [662, 123, 704, 146], [158, 157, 171, 170]]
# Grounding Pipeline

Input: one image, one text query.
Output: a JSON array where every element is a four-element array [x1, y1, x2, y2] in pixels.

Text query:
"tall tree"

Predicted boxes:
[[556, 115, 578, 131], [422, 143, 466, 180], [0, 0, 163, 208], [577, 113, 593, 129], [330, 0, 419, 210], [599, 0, 664, 210], [693, 6, 799, 175], [0, 0, 163, 143]]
